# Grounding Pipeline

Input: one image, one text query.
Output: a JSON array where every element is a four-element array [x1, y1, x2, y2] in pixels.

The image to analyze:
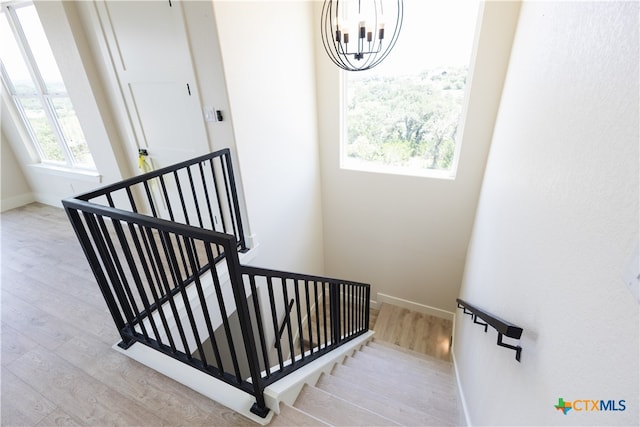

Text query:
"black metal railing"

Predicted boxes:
[[76, 149, 247, 255], [62, 149, 370, 417], [456, 298, 523, 361], [241, 266, 370, 388]]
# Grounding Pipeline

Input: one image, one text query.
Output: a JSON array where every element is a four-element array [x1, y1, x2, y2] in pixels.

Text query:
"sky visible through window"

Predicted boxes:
[[344, 0, 479, 177]]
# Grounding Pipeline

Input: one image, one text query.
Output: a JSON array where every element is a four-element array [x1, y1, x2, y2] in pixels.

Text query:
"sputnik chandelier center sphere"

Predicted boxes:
[[321, 0, 403, 72]]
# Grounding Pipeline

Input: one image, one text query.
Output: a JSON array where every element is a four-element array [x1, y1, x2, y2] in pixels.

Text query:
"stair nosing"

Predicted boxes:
[[295, 384, 402, 426], [315, 372, 457, 426]]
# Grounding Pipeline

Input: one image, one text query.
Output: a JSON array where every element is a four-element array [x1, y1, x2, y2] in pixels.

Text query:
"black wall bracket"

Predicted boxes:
[[456, 298, 523, 362]]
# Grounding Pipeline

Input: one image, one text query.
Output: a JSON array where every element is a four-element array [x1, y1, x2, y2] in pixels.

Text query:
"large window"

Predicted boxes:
[[343, 0, 479, 178], [0, 1, 95, 170]]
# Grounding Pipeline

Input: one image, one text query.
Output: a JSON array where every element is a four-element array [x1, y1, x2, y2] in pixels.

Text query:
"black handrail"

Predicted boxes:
[[62, 149, 370, 418], [456, 298, 523, 361]]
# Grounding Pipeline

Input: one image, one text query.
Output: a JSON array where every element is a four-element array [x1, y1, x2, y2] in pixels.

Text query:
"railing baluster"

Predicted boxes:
[[266, 277, 284, 369], [365, 285, 371, 331], [181, 235, 209, 365], [248, 273, 270, 376], [220, 155, 237, 239], [323, 282, 330, 348], [358, 285, 363, 331], [304, 279, 313, 354], [186, 166, 204, 228], [281, 278, 295, 362], [293, 279, 304, 359], [349, 284, 354, 336], [208, 158, 225, 234], [201, 244, 225, 372], [173, 170, 191, 226], [158, 175, 176, 221], [143, 181, 158, 217], [158, 231, 192, 356], [125, 187, 138, 213], [207, 249, 242, 382], [313, 281, 321, 349], [198, 162, 216, 231], [145, 228, 179, 353], [141, 226, 177, 352], [330, 282, 340, 345]]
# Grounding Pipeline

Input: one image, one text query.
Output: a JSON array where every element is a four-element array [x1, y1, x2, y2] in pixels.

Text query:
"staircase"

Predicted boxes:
[[270, 339, 458, 426]]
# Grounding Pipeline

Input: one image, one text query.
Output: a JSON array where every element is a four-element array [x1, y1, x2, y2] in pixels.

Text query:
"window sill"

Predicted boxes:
[[27, 163, 102, 183], [341, 158, 457, 181]]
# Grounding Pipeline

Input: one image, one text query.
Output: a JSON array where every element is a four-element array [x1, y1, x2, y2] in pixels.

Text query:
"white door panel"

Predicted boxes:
[[97, 0, 209, 170], [128, 81, 199, 164]]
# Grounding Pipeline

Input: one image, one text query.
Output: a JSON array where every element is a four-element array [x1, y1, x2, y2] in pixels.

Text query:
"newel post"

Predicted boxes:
[[224, 238, 269, 418]]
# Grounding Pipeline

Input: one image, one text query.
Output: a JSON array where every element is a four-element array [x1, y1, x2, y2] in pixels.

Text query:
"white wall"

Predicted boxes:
[[315, 1, 520, 314], [454, 1, 639, 425], [1, 132, 34, 211], [213, 0, 325, 274]]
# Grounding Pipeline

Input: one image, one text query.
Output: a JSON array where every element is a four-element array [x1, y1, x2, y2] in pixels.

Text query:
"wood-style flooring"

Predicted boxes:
[[373, 303, 452, 362], [1, 203, 453, 426]]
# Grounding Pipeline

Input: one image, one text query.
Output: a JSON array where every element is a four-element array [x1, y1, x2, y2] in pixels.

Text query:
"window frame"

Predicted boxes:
[[0, 1, 96, 171], [339, 2, 479, 181]]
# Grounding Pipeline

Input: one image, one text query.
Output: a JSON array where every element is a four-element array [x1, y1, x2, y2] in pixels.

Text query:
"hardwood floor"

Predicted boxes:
[[373, 303, 453, 362], [1, 203, 453, 426]]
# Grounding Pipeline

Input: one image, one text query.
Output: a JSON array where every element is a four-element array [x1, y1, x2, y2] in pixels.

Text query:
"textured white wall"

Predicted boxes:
[[454, 1, 639, 425], [213, 1, 325, 274], [315, 1, 520, 313]]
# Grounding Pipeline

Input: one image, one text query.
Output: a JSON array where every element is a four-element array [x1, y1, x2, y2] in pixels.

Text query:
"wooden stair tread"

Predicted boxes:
[[368, 339, 452, 366], [294, 384, 401, 426], [270, 404, 330, 427], [371, 304, 452, 361], [330, 363, 457, 419], [358, 344, 453, 375], [350, 348, 455, 386], [314, 373, 456, 426], [342, 353, 456, 396]]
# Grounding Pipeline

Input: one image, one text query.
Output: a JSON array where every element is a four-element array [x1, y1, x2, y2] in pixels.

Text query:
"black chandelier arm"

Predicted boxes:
[[321, 0, 403, 72]]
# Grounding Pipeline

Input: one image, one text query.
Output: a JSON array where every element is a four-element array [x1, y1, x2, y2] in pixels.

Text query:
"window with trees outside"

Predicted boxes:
[[343, 0, 479, 178], [0, 1, 95, 170]]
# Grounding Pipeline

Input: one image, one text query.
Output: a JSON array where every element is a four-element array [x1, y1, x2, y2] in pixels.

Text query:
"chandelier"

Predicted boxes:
[[321, 0, 403, 71]]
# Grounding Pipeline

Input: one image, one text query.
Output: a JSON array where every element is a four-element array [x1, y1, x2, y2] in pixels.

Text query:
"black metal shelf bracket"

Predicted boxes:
[[473, 315, 488, 333], [497, 333, 522, 362], [456, 298, 524, 362]]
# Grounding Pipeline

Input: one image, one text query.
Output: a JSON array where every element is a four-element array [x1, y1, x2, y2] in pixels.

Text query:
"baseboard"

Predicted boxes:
[[1, 192, 35, 212], [369, 299, 381, 310], [33, 192, 65, 208], [452, 350, 472, 427], [376, 293, 455, 321]]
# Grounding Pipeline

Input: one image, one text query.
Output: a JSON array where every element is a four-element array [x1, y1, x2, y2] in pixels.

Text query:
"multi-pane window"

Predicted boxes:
[[0, 1, 95, 170], [343, 0, 479, 178]]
